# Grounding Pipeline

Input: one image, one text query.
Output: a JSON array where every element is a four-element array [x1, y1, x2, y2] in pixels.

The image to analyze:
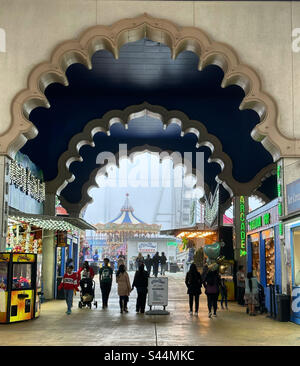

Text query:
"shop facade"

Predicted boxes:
[[283, 177, 300, 325], [246, 198, 281, 312]]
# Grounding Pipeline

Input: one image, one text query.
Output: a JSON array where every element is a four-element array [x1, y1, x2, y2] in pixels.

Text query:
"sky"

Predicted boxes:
[[83, 152, 264, 227]]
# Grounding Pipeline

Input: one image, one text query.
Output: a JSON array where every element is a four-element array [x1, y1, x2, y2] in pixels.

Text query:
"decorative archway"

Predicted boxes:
[[1, 13, 298, 160], [44, 103, 276, 218]]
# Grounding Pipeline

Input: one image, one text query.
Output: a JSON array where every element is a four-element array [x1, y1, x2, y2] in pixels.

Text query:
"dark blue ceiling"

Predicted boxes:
[[21, 38, 274, 204]]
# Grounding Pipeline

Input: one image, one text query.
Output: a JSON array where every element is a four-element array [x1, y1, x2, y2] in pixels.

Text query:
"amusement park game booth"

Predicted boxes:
[[0, 252, 42, 323]]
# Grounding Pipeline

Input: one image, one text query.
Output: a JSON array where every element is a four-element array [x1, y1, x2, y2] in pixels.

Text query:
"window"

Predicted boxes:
[[12, 263, 32, 289], [0, 262, 8, 291], [264, 237, 275, 285], [293, 229, 300, 286], [251, 241, 260, 282]]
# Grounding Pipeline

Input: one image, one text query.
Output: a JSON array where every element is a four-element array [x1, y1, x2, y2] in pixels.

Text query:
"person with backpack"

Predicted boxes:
[[185, 263, 202, 316], [131, 263, 149, 314], [99, 258, 114, 309], [244, 271, 259, 316], [152, 252, 160, 277], [160, 252, 167, 276], [203, 270, 221, 318], [58, 264, 79, 315], [116, 264, 131, 313], [144, 254, 152, 275]]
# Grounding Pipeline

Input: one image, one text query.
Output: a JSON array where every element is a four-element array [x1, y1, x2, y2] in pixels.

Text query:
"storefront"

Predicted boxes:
[[246, 198, 281, 312], [283, 177, 300, 325]]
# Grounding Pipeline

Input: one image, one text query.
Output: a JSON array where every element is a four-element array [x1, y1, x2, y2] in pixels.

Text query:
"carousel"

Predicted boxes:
[[95, 194, 161, 259]]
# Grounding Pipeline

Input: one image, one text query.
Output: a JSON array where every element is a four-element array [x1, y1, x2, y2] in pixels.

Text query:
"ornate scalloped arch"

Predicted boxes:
[[1, 13, 299, 159], [49, 103, 276, 217]]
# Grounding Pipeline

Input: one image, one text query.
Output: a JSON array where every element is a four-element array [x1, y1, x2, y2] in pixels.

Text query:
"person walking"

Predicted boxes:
[[203, 270, 221, 318], [244, 271, 259, 316], [236, 265, 245, 305], [185, 263, 202, 316], [220, 278, 228, 310], [131, 263, 149, 314], [144, 254, 152, 275], [152, 252, 160, 277], [58, 264, 79, 315], [117, 252, 126, 269], [78, 260, 95, 280], [135, 253, 144, 270], [99, 258, 114, 309], [116, 264, 131, 313], [160, 252, 167, 276]]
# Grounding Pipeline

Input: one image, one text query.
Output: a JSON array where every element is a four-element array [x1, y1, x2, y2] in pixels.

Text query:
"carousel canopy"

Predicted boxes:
[[96, 194, 160, 234]]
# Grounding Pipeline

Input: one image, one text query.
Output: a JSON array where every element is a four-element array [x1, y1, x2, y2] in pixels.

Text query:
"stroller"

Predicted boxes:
[[78, 278, 98, 309]]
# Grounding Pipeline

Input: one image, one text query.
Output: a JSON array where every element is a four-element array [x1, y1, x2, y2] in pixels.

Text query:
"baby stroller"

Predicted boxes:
[[78, 278, 97, 309]]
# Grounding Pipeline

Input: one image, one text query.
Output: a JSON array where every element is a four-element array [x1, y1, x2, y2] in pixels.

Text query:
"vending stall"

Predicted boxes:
[[0, 252, 42, 323], [246, 198, 281, 312]]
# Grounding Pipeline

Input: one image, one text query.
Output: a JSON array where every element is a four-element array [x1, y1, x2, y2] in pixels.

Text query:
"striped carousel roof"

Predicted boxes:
[[109, 193, 145, 225], [95, 194, 161, 234]]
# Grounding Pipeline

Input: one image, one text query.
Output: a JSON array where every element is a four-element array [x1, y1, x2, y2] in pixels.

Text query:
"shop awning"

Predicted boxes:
[[8, 208, 96, 232]]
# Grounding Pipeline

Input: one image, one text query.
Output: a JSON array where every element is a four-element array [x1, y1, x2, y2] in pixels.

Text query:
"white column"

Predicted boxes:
[[0, 156, 10, 252], [42, 229, 56, 300]]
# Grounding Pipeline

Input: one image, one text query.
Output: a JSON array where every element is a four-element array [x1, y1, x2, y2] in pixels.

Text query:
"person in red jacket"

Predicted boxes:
[[78, 261, 94, 280], [58, 265, 79, 315]]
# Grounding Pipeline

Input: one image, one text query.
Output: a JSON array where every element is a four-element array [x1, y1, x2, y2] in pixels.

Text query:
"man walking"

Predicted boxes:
[[152, 252, 160, 278], [236, 265, 245, 305], [99, 258, 114, 308], [160, 252, 167, 276]]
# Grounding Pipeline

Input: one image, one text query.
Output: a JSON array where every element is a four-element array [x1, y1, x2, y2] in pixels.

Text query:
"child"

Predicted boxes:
[[220, 278, 228, 310], [58, 265, 79, 315]]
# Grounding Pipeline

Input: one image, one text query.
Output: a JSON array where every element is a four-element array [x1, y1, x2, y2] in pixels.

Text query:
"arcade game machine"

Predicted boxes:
[[0, 252, 41, 323]]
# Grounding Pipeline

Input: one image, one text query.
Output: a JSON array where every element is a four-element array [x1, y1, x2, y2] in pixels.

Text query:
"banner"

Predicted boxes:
[[137, 242, 157, 253]]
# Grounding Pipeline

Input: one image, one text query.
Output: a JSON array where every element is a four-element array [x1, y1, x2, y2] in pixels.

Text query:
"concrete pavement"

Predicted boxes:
[[0, 272, 300, 346]]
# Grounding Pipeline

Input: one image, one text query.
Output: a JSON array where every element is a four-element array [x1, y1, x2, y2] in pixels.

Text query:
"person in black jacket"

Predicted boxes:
[[160, 252, 167, 276], [185, 263, 202, 316], [144, 254, 152, 275], [131, 263, 149, 314], [152, 252, 160, 277]]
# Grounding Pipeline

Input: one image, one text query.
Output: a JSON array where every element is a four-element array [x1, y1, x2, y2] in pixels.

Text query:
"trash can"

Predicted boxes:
[[276, 294, 291, 322], [169, 263, 177, 273]]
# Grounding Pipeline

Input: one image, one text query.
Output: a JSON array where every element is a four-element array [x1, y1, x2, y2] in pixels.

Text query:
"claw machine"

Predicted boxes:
[[0, 252, 40, 323]]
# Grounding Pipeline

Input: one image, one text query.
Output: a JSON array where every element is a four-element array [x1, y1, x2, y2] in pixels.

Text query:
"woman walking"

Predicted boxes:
[[116, 264, 131, 313], [244, 271, 259, 316], [203, 270, 221, 318], [131, 263, 149, 314], [185, 263, 202, 316]]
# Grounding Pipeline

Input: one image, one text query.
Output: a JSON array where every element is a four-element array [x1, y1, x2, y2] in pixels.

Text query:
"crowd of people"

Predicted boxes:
[[59, 257, 151, 315], [59, 255, 263, 318]]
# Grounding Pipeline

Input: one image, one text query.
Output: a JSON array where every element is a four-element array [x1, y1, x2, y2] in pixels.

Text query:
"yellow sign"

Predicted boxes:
[[0, 253, 10, 262], [13, 253, 35, 263]]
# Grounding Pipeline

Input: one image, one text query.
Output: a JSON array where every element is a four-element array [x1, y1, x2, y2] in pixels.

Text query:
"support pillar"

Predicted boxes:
[[233, 196, 249, 269], [42, 229, 56, 300], [0, 156, 10, 252]]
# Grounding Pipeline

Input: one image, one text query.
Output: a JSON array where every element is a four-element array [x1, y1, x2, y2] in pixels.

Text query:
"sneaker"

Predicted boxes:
[[189, 311, 193, 315], [120, 310, 123, 313], [208, 312, 212, 318], [213, 314, 217, 317], [67, 310, 71, 315], [194, 312, 198, 316], [124, 309, 128, 313]]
